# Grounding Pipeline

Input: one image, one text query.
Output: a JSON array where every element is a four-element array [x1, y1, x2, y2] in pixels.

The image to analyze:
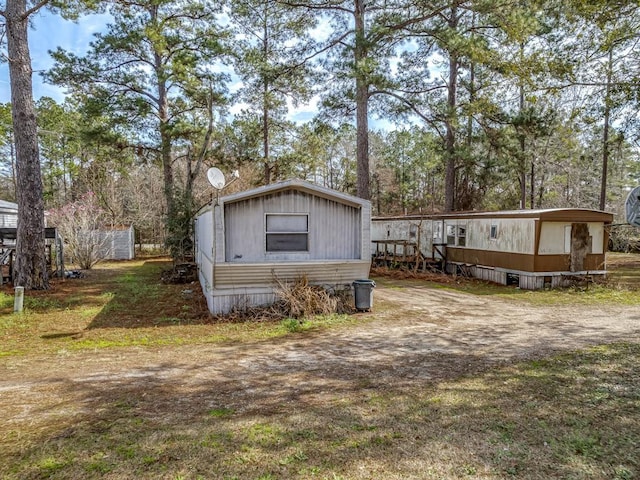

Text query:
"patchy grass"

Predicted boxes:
[[0, 259, 361, 358], [1, 342, 638, 479], [1, 257, 639, 479], [373, 252, 640, 306]]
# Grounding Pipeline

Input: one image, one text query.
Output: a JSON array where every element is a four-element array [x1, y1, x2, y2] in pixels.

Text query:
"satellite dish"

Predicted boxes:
[[207, 167, 226, 190], [625, 186, 640, 227]]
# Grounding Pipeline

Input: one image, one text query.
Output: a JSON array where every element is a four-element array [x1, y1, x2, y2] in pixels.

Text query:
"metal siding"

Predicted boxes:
[[94, 229, 132, 260], [466, 218, 535, 254], [589, 222, 605, 254], [371, 218, 434, 258], [195, 185, 372, 315], [447, 248, 536, 271], [224, 190, 362, 262], [209, 260, 370, 314], [110, 227, 135, 260], [361, 202, 371, 259], [537, 223, 570, 254], [195, 208, 215, 311], [519, 275, 544, 290], [214, 260, 370, 287], [0, 212, 18, 228], [539, 222, 606, 255]]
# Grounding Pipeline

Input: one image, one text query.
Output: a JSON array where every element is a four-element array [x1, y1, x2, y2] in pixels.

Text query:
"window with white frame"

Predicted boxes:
[[446, 225, 456, 246], [265, 214, 309, 252], [457, 225, 466, 246]]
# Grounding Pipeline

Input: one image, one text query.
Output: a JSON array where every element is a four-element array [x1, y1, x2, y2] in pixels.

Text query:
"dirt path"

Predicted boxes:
[[2, 284, 640, 423]]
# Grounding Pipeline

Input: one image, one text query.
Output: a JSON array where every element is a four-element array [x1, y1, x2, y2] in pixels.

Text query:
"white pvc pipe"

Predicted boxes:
[[14, 286, 24, 313]]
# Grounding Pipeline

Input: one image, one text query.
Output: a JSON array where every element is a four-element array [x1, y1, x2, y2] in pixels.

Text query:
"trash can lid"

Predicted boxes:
[[352, 279, 376, 286]]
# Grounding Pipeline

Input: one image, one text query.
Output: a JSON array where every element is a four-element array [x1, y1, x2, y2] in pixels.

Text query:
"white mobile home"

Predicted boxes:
[[373, 209, 613, 289], [195, 179, 371, 314]]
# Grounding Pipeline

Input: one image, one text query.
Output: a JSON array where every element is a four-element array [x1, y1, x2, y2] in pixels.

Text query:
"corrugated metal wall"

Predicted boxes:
[[223, 190, 362, 262], [97, 227, 135, 260], [0, 210, 18, 228], [210, 260, 370, 314], [449, 218, 536, 254], [195, 207, 215, 312], [371, 218, 435, 258]]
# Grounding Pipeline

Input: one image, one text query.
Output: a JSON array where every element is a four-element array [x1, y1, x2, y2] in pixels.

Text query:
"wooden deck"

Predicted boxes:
[[372, 240, 443, 272]]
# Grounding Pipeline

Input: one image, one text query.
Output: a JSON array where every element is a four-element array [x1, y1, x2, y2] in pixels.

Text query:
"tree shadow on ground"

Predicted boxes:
[[2, 342, 638, 479], [86, 258, 211, 329]]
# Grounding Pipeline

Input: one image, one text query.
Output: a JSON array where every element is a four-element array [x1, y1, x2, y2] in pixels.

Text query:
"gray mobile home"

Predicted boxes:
[[195, 179, 372, 314], [373, 209, 613, 289]]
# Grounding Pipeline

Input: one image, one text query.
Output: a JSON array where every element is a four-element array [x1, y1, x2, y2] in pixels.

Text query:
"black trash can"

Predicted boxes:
[[352, 279, 376, 311]]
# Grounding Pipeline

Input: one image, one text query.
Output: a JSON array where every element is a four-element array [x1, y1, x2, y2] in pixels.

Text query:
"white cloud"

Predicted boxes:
[[308, 16, 332, 42], [0, 10, 110, 103], [229, 101, 250, 116], [286, 94, 321, 124]]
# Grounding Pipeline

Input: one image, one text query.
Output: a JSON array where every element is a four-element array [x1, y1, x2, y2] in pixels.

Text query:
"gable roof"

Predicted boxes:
[[220, 179, 370, 209]]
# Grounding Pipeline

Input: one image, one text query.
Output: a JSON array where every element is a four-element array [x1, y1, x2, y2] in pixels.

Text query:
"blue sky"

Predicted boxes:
[[0, 10, 327, 124], [0, 10, 108, 103], [0, 10, 397, 130]]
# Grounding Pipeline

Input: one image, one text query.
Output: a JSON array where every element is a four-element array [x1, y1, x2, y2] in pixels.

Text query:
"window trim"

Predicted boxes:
[[265, 213, 309, 253], [446, 224, 456, 246], [457, 225, 466, 247]]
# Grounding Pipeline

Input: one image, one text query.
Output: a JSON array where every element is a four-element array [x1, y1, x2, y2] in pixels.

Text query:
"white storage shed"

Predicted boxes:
[[98, 225, 136, 260]]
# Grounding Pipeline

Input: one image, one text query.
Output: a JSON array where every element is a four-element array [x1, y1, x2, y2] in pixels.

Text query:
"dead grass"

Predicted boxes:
[[0, 258, 363, 357], [372, 255, 640, 306], [1, 257, 639, 479], [1, 342, 638, 479]]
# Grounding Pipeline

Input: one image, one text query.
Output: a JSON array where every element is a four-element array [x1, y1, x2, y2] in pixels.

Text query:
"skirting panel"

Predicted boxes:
[[446, 261, 606, 290]]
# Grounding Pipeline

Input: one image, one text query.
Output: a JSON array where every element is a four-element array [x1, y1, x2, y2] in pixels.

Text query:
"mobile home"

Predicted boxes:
[[372, 209, 613, 289], [0, 200, 18, 228], [195, 179, 371, 314]]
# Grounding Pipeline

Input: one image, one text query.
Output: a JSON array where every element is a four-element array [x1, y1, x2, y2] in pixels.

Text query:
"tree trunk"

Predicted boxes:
[[354, 0, 370, 200], [600, 47, 613, 211], [443, 4, 459, 212], [10, 133, 17, 199], [5, 0, 49, 289], [158, 83, 174, 237], [518, 83, 526, 209], [263, 98, 270, 184], [530, 154, 535, 209], [262, 9, 271, 185], [150, 5, 176, 256]]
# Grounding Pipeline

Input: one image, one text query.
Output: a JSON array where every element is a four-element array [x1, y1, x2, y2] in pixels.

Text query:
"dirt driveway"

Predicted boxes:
[[2, 283, 640, 420]]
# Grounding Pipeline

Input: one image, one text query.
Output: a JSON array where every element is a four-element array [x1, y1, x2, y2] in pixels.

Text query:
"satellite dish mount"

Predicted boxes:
[[206, 167, 239, 204], [625, 186, 640, 228]]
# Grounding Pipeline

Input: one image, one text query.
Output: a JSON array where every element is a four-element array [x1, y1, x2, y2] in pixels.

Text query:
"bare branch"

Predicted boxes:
[[275, 0, 353, 15], [369, 88, 445, 141], [22, 0, 50, 20]]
